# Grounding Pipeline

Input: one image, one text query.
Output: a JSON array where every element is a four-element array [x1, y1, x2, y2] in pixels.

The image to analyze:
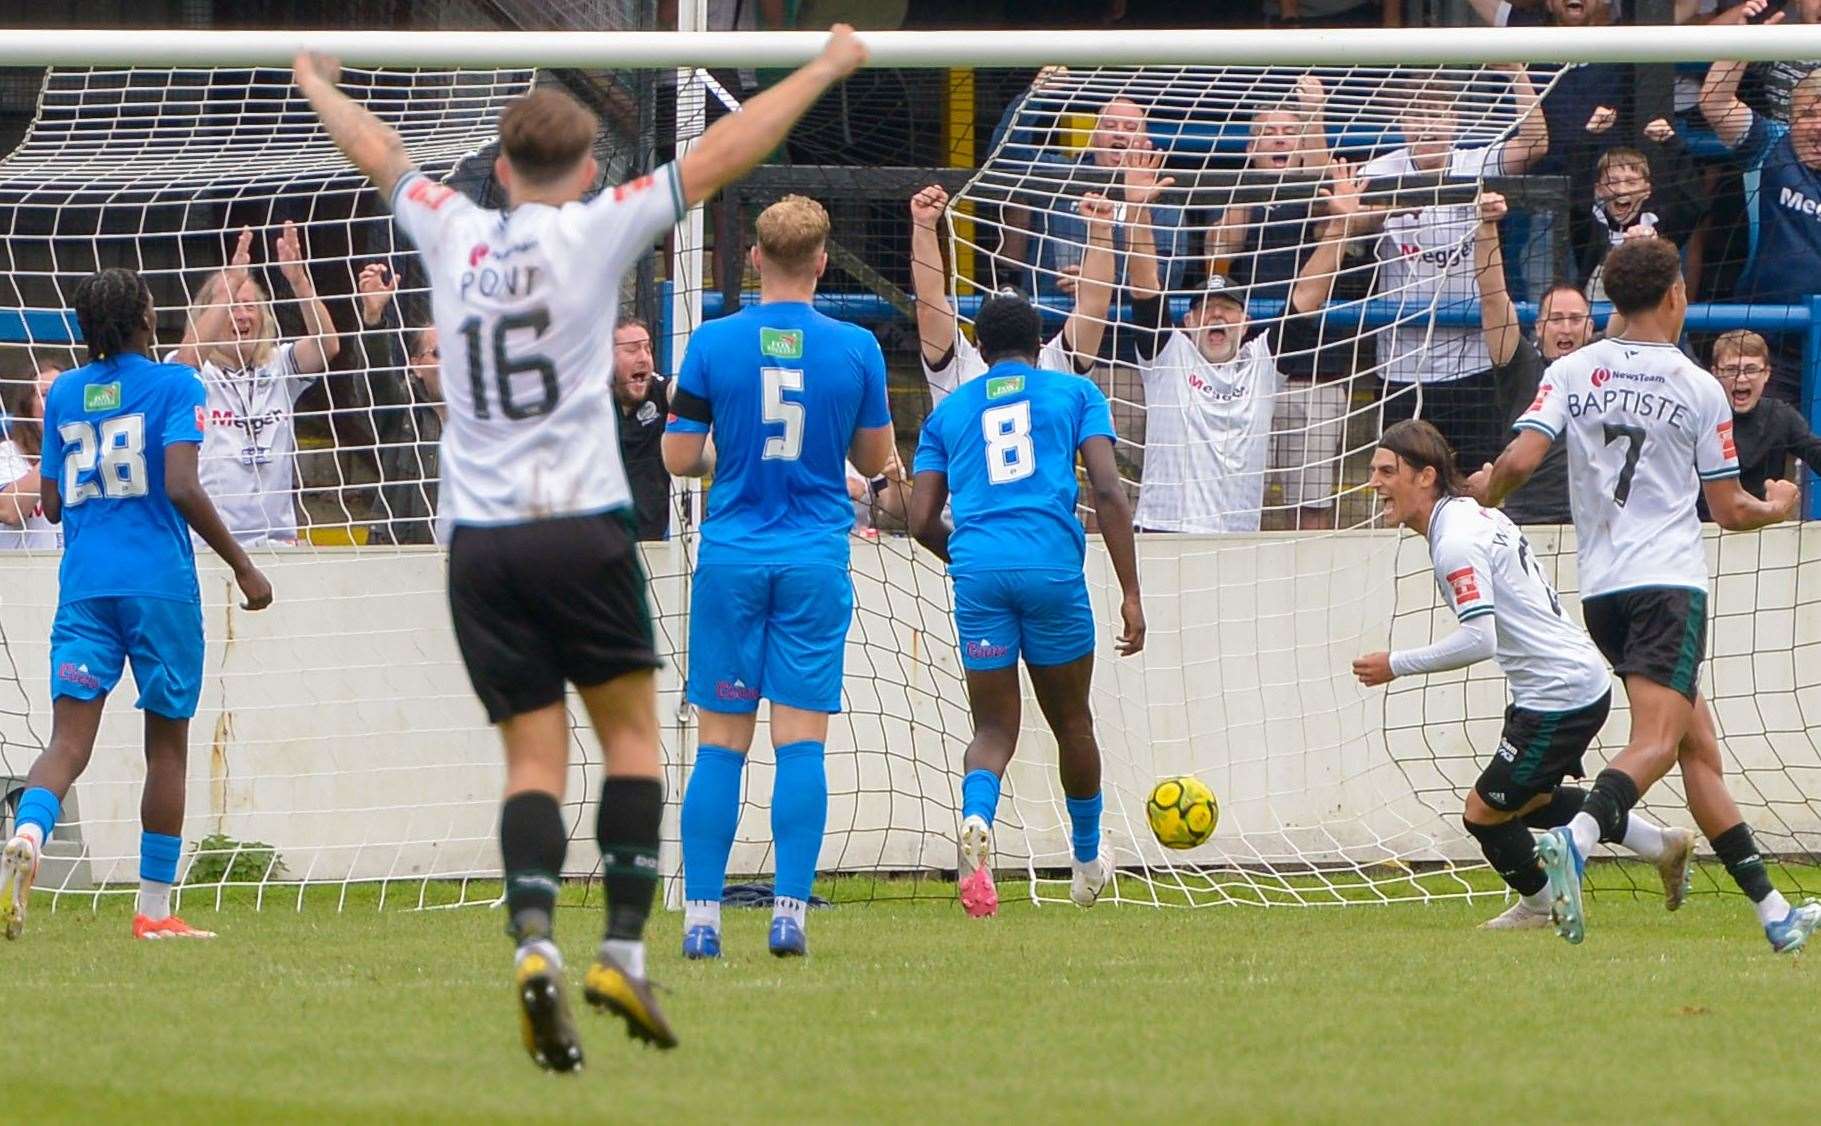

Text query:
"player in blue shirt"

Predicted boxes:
[[664, 195, 894, 958], [909, 292, 1144, 918], [0, 269, 272, 943]]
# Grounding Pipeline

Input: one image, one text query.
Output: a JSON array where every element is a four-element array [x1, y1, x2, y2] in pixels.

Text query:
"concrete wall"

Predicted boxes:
[[3, 522, 1818, 902]]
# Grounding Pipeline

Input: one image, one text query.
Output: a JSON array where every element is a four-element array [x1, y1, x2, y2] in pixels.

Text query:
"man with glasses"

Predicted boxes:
[[1472, 192, 1584, 524], [1698, 329, 1821, 521]]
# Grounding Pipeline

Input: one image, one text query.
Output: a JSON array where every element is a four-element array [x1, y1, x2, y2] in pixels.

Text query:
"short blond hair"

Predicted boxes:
[[1712, 329, 1770, 367], [755, 195, 829, 275]]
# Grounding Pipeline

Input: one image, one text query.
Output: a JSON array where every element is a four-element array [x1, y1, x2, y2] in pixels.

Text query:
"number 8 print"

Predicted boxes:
[[982, 401, 1034, 485]]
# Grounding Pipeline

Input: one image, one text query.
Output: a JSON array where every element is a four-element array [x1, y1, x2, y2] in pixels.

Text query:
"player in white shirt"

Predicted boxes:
[[0, 366, 61, 550], [1299, 69, 1547, 472], [909, 183, 1117, 404], [1474, 236, 1821, 952], [1353, 420, 1693, 930], [171, 223, 342, 546], [1125, 142, 1328, 533], [296, 27, 870, 1068]]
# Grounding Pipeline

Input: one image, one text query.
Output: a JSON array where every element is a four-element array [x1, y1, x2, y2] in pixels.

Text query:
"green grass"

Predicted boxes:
[[8, 871, 1820, 1124]]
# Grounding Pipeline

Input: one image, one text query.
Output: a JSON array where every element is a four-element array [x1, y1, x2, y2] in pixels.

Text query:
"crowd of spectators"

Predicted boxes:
[[7, 0, 1821, 546]]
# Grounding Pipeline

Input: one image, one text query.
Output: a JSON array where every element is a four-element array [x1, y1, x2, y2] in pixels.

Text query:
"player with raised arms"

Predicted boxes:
[[0, 268, 273, 943], [1472, 236, 1821, 952], [1353, 419, 1693, 930], [663, 194, 893, 960], [294, 28, 869, 1068], [908, 292, 1144, 917]]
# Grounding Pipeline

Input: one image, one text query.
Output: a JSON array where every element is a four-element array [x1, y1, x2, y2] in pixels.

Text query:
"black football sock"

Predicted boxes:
[[501, 791, 566, 946], [597, 776, 664, 946]]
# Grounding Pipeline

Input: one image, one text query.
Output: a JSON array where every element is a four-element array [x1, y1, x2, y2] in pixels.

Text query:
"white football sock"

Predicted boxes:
[[684, 899, 721, 932], [1620, 814, 1668, 861], [1757, 890, 1793, 928], [774, 895, 808, 928], [1521, 887, 1552, 913], [601, 937, 646, 980], [137, 879, 172, 922], [1567, 812, 1601, 856], [15, 823, 43, 852]]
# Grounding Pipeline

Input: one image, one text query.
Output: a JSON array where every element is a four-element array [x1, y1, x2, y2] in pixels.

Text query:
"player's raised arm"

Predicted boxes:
[[677, 26, 868, 208], [293, 52, 417, 200]]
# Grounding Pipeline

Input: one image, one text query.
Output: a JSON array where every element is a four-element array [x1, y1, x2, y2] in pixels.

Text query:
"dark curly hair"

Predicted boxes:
[[975, 291, 1042, 366], [1601, 237, 1682, 318], [72, 268, 154, 362]]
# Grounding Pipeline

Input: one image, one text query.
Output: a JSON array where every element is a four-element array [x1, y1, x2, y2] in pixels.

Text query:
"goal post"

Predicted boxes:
[[3, 27, 1821, 914]]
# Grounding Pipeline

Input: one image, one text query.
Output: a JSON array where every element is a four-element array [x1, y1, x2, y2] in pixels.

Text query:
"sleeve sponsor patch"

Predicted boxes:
[[613, 175, 655, 202], [1526, 382, 1552, 414], [1446, 565, 1483, 607], [406, 178, 456, 211], [1717, 419, 1737, 461]]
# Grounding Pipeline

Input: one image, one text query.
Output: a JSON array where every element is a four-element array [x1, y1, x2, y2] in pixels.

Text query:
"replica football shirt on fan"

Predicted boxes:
[[922, 330, 1079, 407], [1134, 328, 1285, 533], [0, 438, 59, 550], [1419, 495, 1610, 712], [183, 341, 311, 545], [390, 164, 685, 526], [671, 301, 891, 568], [38, 354, 206, 603], [1516, 338, 1738, 598], [1361, 143, 1500, 385]]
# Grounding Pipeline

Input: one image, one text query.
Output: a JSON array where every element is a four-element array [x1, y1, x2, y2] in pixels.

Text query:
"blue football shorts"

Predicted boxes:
[[951, 569, 1095, 672], [49, 596, 205, 720], [687, 563, 853, 714]]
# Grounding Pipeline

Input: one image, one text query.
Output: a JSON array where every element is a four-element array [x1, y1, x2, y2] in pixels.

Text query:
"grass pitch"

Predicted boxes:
[[8, 871, 1818, 1124]]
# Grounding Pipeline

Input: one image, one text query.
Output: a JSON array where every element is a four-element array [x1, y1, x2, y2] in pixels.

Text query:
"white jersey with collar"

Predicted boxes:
[[181, 341, 308, 546], [1361, 144, 1501, 385], [391, 164, 685, 527], [1135, 328, 1283, 533], [1515, 337, 1737, 599], [1426, 494, 1611, 712]]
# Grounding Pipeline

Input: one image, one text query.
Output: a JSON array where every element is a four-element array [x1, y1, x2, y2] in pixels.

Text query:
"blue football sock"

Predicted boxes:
[[961, 769, 1001, 828], [771, 741, 827, 904], [140, 831, 182, 885], [680, 745, 745, 907], [1065, 792, 1103, 864], [15, 787, 61, 841]]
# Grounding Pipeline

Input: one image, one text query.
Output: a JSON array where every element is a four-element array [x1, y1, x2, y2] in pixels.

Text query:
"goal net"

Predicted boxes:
[[3, 39, 1819, 913]]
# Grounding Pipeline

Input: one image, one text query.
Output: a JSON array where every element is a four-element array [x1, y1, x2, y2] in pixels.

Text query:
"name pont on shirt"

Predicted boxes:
[[461, 238, 543, 301]]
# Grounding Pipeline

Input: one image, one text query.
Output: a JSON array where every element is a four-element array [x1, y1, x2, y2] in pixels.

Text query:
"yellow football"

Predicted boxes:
[[1146, 775, 1218, 850]]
